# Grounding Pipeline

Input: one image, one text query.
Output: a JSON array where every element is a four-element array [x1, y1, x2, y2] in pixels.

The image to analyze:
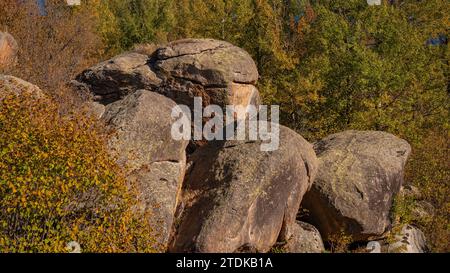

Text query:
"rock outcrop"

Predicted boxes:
[[74, 39, 260, 110], [155, 39, 258, 86], [387, 225, 427, 253], [101, 90, 188, 248], [0, 32, 18, 70], [278, 221, 325, 253], [69, 39, 421, 253], [74, 52, 162, 104], [2, 36, 426, 253], [73, 39, 264, 249], [302, 130, 411, 241], [169, 126, 318, 253]]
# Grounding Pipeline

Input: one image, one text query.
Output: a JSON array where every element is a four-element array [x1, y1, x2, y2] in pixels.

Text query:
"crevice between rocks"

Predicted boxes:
[[157, 44, 230, 61]]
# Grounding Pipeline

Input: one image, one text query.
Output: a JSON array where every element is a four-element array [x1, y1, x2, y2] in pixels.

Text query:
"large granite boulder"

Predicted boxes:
[[101, 90, 188, 248], [155, 39, 258, 86], [74, 39, 260, 110], [302, 130, 411, 241], [169, 126, 318, 253], [0, 32, 18, 70]]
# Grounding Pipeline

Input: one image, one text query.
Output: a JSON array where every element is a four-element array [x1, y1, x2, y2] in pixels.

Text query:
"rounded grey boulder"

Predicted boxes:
[[301, 130, 411, 241]]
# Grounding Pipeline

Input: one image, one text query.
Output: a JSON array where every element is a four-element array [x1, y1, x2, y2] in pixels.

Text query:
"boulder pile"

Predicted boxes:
[[2, 38, 425, 253]]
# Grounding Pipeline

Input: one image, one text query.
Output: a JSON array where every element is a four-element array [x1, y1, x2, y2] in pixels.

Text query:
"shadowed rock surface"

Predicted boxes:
[[101, 90, 188, 248], [169, 126, 318, 253], [279, 221, 325, 253], [302, 130, 411, 241]]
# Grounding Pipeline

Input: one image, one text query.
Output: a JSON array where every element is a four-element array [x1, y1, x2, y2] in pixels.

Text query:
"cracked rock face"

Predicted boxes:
[[101, 90, 188, 248], [75, 53, 161, 104], [0, 32, 18, 70], [155, 39, 258, 86], [301, 130, 411, 241], [74, 39, 260, 110], [169, 126, 318, 253]]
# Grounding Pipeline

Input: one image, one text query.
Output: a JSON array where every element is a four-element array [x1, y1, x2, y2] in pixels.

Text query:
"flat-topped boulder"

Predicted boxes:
[[73, 39, 260, 110], [155, 39, 258, 86]]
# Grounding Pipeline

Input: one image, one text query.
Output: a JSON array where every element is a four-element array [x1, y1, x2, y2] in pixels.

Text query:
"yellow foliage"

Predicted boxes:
[[0, 92, 160, 253], [404, 129, 450, 253], [328, 230, 353, 253]]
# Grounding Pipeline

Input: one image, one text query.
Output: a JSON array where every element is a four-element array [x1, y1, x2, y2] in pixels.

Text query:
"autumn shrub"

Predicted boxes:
[[403, 129, 450, 253], [0, 0, 102, 102], [328, 230, 353, 253], [390, 193, 416, 228], [0, 90, 160, 252]]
